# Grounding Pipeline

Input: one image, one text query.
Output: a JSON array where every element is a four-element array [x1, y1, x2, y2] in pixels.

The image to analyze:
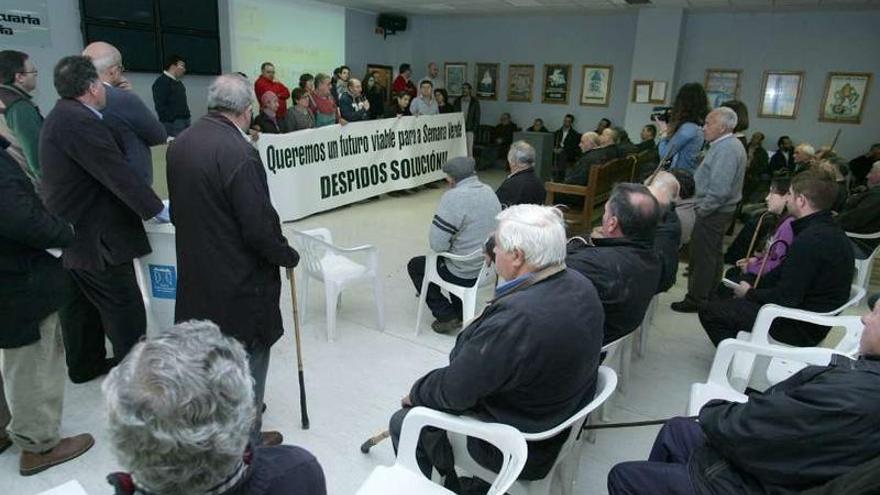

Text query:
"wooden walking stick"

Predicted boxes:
[[287, 268, 310, 430]]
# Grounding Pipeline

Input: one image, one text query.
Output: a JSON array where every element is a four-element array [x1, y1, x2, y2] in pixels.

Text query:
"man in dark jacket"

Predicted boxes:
[[390, 205, 603, 487], [567, 183, 662, 344], [608, 293, 880, 495], [39, 56, 164, 382], [453, 83, 480, 158], [700, 170, 854, 347], [338, 78, 371, 122], [0, 144, 95, 476], [167, 74, 300, 447], [847, 143, 880, 188], [647, 171, 683, 294], [496, 140, 546, 207], [83, 42, 167, 185], [565, 128, 620, 185], [836, 161, 880, 258], [552, 114, 580, 181], [769, 135, 794, 175], [151, 54, 190, 137]]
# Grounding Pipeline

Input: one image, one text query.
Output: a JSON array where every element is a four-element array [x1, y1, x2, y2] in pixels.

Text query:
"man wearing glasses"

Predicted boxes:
[[0, 50, 43, 181], [151, 54, 191, 137]]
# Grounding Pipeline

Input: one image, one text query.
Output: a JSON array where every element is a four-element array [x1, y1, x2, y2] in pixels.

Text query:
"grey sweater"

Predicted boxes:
[[429, 175, 501, 278], [693, 134, 746, 217]]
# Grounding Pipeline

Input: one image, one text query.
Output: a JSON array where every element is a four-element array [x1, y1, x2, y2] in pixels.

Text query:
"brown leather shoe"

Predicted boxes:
[[20, 433, 94, 476], [260, 431, 283, 446]]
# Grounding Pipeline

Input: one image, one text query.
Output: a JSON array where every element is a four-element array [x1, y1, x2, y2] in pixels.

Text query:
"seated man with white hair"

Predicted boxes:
[[104, 320, 326, 495], [393, 204, 604, 490], [495, 140, 546, 207], [646, 171, 682, 294]]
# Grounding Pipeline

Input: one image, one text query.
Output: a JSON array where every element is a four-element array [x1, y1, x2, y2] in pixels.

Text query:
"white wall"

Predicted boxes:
[[675, 10, 880, 158], [345, 9, 416, 80], [409, 13, 639, 133]]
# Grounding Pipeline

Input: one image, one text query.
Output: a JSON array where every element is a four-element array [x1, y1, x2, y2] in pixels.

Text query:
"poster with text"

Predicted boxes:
[[0, 1, 50, 47]]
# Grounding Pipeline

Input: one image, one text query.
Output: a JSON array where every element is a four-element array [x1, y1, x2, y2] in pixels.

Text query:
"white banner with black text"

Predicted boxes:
[[258, 114, 466, 221]]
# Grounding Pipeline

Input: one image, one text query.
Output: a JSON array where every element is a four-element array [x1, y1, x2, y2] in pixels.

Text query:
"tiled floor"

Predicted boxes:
[[2, 169, 873, 495]]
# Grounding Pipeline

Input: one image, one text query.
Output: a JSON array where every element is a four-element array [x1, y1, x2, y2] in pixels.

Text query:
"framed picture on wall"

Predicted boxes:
[[704, 69, 742, 108], [507, 64, 534, 102], [444, 62, 467, 98], [819, 72, 872, 124], [542, 64, 571, 104], [632, 80, 651, 103], [475, 63, 499, 100], [365, 63, 393, 103], [579, 64, 613, 106], [650, 81, 667, 103], [758, 71, 804, 119]]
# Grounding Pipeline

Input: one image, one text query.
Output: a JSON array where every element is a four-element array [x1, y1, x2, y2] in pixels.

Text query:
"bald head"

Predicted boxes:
[[82, 42, 123, 85], [647, 171, 680, 208]]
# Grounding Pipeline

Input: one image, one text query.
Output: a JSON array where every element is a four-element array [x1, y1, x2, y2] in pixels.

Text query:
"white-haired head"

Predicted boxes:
[[710, 106, 738, 132], [507, 140, 535, 172], [207, 73, 253, 116], [646, 170, 680, 207], [495, 204, 567, 272], [103, 320, 255, 494], [82, 41, 122, 84]]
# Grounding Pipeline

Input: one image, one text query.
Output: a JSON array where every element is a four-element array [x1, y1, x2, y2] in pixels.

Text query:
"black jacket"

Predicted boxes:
[[453, 96, 480, 131], [252, 111, 287, 134], [566, 237, 661, 344], [745, 210, 854, 345], [167, 113, 299, 348], [564, 145, 620, 185], [39, 99, 163, 271], [654, 204, 682, 294], [769, 149, 794, 175], [151, 73, 190, 122], [0, 148, 74, 348], [553, 127, 580, 164], [690, 355, 880, 494], [496, 168, 546, 208], [836, 187, 880, 254], [409, 269, 603, 479]]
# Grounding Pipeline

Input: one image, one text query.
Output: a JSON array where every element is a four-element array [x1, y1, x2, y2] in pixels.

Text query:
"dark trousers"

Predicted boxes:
[[162, 118, 190, 137], [607, 417, 702, 495], [246, 341, 271, 446], [408, 256, 475, 322], [699, 297, 830, 347], [686, 210, 735, 305], [58, 281, 107, 381], [65, 262, 146, 376]]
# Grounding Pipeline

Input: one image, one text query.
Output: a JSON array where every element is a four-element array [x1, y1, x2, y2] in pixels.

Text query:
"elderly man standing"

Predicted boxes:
[[0, 50, 43, 181], [609, 293, 880, 495], [496, 140, 546, 207], [105, 321, 326, 495], [82, 42, 167, 185], [40, 56, 164, 382], [392, 205, 604, 489], [407, 157, 501, 334], [567, 183, 662, 345], [422, 62, 444, 89], [0, 144, 95, 476], [167, 74, 300, 447], [671, 107, 745, 313], [254, 61, 291, 121], [338, 78, 370, 122]]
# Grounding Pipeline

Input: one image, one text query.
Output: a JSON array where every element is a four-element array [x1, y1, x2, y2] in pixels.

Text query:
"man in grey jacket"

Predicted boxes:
[[672, 107, 745, 313], [408, 156, 501, 334]]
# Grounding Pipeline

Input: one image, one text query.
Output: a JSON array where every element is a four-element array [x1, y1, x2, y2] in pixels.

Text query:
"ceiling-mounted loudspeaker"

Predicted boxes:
[[377, 14, 407, 38]]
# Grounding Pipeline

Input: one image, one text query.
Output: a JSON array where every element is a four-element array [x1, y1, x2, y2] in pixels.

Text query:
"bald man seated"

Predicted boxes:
[[82, 41, 166, 185], [647, 171, 682, 294]]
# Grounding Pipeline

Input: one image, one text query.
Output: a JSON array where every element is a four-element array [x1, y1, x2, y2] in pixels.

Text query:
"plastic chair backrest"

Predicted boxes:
[[291, 228, 334, 277], [398, 407, 527, 495]]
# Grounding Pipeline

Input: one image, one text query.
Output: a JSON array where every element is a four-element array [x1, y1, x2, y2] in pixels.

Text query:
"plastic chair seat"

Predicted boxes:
[[415, 249, 491, 335], [320, 254, 368, 282], [687, 382, 747, 416], [357, 465, 454, 495]]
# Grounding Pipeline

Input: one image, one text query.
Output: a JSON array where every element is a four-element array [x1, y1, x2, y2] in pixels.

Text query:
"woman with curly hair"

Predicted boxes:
[[656, 83, 710, 173]]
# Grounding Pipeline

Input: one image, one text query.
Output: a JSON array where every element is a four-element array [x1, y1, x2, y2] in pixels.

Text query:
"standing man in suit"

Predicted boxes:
[[151, 54, 190, 137], [671, 107, 746, 313], [39, 56, 164, 381], [83, 42, 166, 184], [553, 113, 580, 181], [167, 74, 300, 447], [453, 83, 480, 158]]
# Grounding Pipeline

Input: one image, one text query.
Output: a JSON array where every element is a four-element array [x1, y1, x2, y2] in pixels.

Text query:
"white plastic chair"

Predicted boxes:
[[414, 249, 491, 335], [290, 228, 384, 341], [728, 284, 865, 390], [132, 258, 159, 337], [633, 294, 659, 358], [846, 231, 880, 292], [687, 338, 841, 415], [37, 480, 89, 495], [356, 407, 528, 495], [449, 366, 618, 495]]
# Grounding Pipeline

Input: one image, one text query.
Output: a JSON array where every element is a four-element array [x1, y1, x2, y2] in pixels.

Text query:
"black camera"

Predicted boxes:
[[651, 106, 672, 123]]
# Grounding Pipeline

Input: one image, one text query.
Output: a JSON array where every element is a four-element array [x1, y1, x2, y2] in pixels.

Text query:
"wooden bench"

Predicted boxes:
[[544, 154, 638, 230]]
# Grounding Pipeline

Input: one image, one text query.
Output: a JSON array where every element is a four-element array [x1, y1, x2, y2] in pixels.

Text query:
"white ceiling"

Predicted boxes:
[[318, 0, 880, 15]]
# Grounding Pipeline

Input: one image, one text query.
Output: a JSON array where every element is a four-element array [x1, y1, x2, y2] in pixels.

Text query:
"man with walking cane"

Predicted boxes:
[[166, 73, 300, 446]]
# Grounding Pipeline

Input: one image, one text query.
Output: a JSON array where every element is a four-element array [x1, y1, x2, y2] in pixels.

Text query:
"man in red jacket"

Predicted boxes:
[[254, 62, 290, 120]]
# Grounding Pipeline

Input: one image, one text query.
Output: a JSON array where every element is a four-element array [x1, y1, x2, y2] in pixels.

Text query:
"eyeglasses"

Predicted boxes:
[[18, 70, 38, 75]]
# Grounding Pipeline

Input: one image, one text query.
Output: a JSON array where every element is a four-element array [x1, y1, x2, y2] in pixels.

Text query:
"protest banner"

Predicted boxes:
[[258, 113, 466, 221]]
